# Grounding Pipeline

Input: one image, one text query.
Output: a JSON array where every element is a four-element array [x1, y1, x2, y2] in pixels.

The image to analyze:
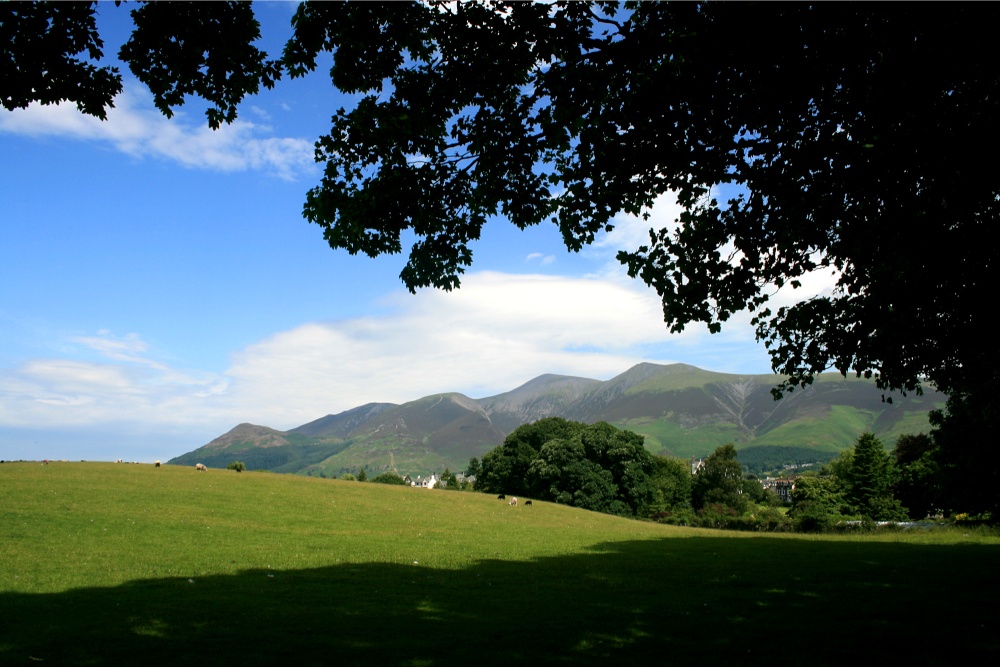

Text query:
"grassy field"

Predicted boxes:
[[2, 462, 998, 666]]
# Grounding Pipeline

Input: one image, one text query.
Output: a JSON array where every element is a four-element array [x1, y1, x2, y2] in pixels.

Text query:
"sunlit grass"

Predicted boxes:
[[1, 462, 675, 591], [2, 461, 998, 665]]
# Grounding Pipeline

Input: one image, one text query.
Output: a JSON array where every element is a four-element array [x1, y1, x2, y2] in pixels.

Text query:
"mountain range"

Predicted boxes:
[[169, 362, 943, 477]]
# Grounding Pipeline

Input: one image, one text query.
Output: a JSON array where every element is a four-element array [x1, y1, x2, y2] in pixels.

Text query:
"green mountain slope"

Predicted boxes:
[[289, 403, 395, 438], [169, 423, 353, 472], [305, 393, 507, 478], [171, 363, 944, 476]]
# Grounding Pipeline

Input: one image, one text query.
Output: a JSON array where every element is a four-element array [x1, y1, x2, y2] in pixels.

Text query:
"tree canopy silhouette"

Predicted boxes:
[[5, 1, 998, 405]]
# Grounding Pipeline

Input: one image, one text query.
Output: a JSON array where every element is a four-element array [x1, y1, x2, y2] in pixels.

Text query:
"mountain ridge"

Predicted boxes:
[[169, 362, 943, 476]]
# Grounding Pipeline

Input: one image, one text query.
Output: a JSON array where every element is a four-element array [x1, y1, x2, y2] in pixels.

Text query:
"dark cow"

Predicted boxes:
[[497, 494, 506, 500], [525, 500, 533, 506]]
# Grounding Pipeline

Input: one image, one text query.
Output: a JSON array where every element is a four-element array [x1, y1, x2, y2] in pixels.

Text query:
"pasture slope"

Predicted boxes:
[[2, 461, 998, 666]]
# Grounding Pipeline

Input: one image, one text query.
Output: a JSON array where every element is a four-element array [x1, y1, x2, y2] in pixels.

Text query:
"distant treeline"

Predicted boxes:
[[737, 446, 838, 476]]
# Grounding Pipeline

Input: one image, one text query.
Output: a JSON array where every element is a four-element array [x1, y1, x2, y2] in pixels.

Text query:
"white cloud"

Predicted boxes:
[[249, 105, 272, 121], [0, 87, 315, 181], [593, 191, 685, 256], [525, 252, 555, 265], [0, 270, 769, 448], [72, 331, 166, 370], [217, 271, 706, 427]]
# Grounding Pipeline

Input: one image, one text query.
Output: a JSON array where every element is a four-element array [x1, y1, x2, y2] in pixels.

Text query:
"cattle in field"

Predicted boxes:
[[154, 460, 161, 468], [497, 494, 506, 500], [525, 500, 533, 506], [509, 496, 518, 507], [195, 463, 207, 471]]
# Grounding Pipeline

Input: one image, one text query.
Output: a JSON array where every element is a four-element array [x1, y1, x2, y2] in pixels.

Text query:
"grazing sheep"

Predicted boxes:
[[195, 463, 207, 471], [509, 496, 518, 507], [497, 494, 506, 500]]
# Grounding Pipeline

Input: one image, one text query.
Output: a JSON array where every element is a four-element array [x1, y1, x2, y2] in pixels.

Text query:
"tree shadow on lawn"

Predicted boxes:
[[2, 535, 998, 666]]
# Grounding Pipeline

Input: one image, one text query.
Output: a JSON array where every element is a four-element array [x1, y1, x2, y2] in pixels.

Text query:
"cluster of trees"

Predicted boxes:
[[473, 418, 690, 519], [788, 431, 969, 531], [669, 444, 785, 531], [789, 433, 911, 531], [675, 429, 981, 532], [473, 419, 985, 531], [470, 419, 788, 529]]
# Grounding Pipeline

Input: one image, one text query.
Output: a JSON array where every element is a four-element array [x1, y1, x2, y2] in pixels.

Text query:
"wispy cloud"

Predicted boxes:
[[72, 330, 167, 370], [525, 252, 555, 265], [0, 86, 315, 181], [249, 105, 272, 121]]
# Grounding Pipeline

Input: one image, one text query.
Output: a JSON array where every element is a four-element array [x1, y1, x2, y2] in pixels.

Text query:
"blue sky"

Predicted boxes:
[[0, 3, 836, 462]]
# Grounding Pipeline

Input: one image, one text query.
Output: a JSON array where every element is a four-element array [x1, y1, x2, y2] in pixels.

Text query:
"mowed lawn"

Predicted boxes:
[[2, 462, 998, 666]]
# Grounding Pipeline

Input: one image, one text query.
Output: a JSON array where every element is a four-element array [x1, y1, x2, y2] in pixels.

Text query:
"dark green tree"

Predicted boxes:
[[526, 422, 654, 517], [930, 394, 1000, 518], [465, 457, 482, 480], [528, 437, 619, 513], [692, 444, 750, 514], [227, 460, 247, 473], [788, 476, 849, 532], [356, 467, 367, 482], [822, 448, 855, 496], [648, 455, 692, 514], [892, 433, 941, 520], [845, 433, 907, 521], [475, 417, 584, 495], [371, 471, 406, 485], [477, 419, 653, 517], [584, 423, 656, 516]]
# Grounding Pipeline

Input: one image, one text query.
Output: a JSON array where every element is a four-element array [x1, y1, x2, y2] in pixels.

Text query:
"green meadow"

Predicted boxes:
[[2, 462, 998, 666]]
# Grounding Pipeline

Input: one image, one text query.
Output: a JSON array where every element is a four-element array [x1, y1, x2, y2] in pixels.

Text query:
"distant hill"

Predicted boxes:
[[170, 363, 943, 477]]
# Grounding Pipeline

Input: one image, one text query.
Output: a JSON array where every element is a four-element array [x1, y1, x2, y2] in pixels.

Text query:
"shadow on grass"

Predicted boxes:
[[2, 535, 998, 666]]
